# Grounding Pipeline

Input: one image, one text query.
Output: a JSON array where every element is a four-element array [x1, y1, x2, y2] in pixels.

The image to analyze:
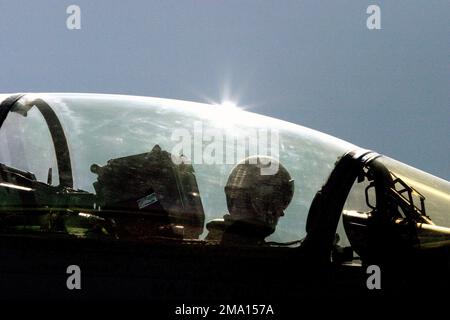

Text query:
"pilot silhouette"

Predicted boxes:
[[206, 156, 294, 245]]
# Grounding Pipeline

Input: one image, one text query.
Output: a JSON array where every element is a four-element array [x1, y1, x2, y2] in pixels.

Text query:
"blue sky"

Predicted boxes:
[[0, 0, 448, 180]]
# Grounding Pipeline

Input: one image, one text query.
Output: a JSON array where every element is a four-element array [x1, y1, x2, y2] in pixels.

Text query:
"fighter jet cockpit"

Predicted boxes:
[[0, 93, 449, 265]]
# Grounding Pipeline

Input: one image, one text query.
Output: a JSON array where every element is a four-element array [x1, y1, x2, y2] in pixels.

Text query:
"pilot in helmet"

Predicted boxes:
[[206, 155, 294, 245]]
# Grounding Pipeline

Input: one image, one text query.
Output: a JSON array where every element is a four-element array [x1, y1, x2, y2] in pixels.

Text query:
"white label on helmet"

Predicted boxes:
[[137, 192, 158, 209]]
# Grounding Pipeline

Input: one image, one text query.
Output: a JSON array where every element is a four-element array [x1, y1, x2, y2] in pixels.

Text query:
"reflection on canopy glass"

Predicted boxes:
[[0, 94, 354, 244]]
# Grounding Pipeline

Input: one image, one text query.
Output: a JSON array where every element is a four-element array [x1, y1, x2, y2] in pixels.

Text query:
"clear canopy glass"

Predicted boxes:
[[0, 93, 356, 243]]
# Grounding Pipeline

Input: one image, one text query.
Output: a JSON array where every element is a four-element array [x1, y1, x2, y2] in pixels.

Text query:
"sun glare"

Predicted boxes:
[[220, 100, 239, 109]]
